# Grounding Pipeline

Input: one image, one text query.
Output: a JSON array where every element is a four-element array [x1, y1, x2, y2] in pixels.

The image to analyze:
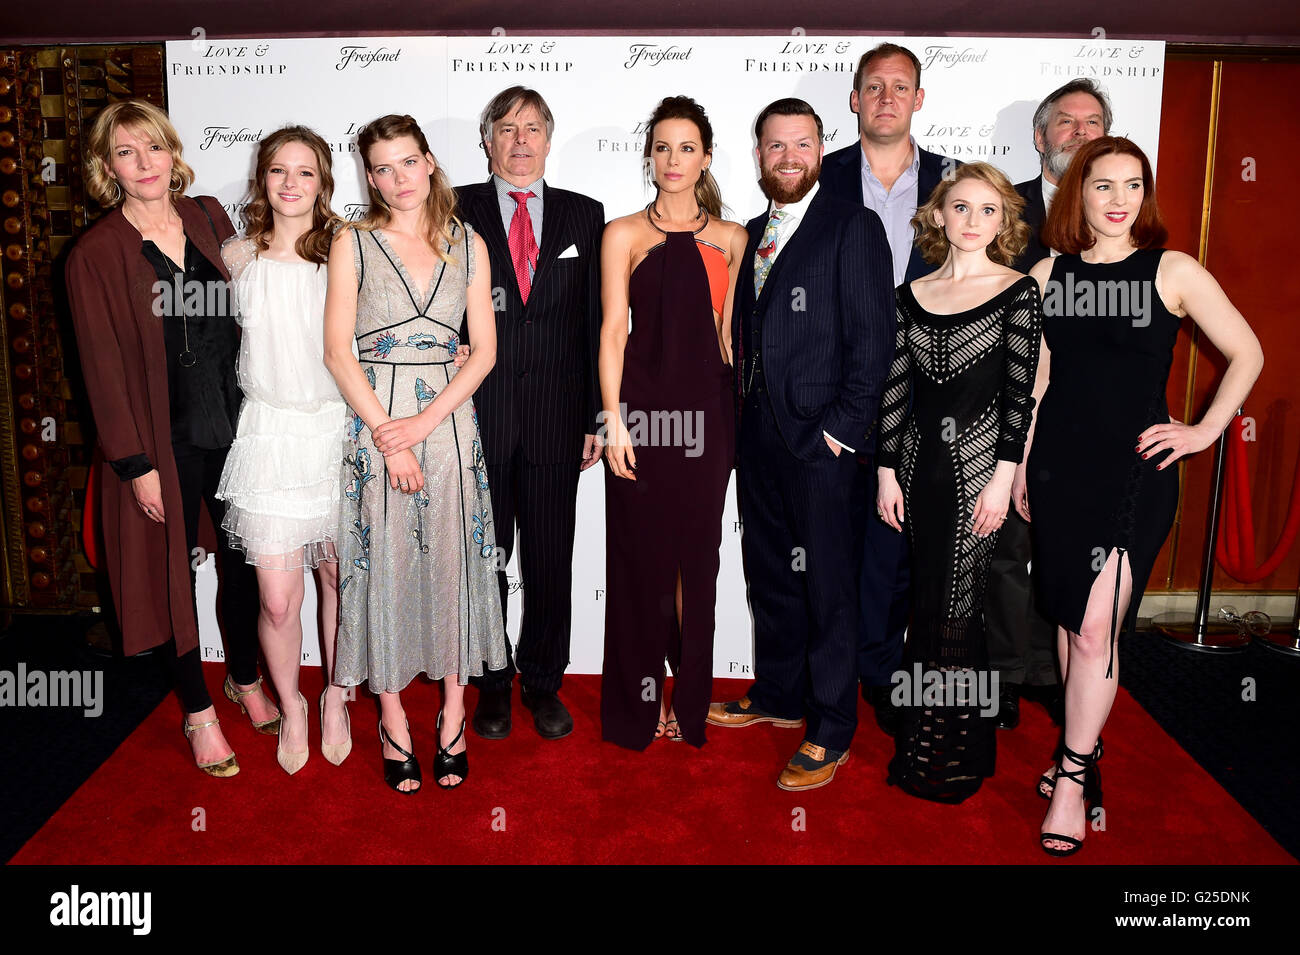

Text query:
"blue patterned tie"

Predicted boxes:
[[753, 209, 787, 297]]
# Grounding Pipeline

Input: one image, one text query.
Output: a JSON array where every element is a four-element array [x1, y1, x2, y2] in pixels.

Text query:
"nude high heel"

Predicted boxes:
[[320, 688, 352, 766], [277, 693, 309, 776]]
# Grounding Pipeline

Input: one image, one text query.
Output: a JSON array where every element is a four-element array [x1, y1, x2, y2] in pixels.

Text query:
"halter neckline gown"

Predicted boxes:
[[600, 210, 734, 749]]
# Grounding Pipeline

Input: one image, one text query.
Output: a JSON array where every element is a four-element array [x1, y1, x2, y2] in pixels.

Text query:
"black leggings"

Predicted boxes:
[[167, 443, 261, 713]]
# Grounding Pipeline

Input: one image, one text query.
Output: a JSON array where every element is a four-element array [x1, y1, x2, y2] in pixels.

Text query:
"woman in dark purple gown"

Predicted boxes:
[[598, 97, 747, 749]]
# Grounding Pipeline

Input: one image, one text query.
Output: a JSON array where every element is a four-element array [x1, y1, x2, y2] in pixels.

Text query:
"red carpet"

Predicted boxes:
[[10, 670, 1294, 864]]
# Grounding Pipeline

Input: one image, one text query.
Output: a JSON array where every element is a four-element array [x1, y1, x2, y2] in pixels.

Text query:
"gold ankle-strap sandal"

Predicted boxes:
[[182, 716, 240, 777], [223, 675, 281, 735]]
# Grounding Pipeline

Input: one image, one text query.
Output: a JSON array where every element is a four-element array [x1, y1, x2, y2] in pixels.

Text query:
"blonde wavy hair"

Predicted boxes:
[[913, 162, 1028, 267], [84, 99, 195, 207], [355, 114, 462, 265]]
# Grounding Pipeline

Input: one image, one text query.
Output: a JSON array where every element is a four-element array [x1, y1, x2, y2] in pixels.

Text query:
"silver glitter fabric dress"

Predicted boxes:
[[334, 222, 507, 692]]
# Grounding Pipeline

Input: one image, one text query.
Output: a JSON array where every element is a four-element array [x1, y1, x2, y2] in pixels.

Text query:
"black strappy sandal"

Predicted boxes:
[[1037, 736, 1103, 800], [379, 719, 421, 794], [1040, 742, 1103, 857], [434, 712, 469, 789]]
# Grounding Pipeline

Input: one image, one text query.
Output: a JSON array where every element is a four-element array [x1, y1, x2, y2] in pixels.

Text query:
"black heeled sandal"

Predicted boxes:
[[1037, 735, 1103, 800], [379, 719, 421, 794], [435, 712, 469, 789], [1039, 742, 1103, 857]]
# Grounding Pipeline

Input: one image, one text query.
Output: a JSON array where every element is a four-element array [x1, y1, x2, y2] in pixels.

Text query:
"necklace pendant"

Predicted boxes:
[[178, 350, 198, 368]]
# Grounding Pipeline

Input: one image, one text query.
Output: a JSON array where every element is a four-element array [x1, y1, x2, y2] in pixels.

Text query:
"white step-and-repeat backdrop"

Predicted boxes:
[[171, 34, 1166, 675]]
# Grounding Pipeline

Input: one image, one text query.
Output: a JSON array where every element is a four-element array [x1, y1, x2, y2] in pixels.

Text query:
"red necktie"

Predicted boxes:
[[507, 190, 538, 305]]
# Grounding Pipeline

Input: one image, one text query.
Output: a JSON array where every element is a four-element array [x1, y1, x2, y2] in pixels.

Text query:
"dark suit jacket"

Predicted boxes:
[[1012, 175, 1051, 274], [819, 141, 959, 283], [455, 178, 604, 467], [732, 186, 895, 462]]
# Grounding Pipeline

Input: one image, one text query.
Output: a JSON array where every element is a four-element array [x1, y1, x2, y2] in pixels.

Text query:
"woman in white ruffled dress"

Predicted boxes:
[[216, 126, 353, 775]]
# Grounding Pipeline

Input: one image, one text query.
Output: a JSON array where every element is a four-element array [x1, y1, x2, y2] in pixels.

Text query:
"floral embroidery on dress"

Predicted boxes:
[[406, 332, 440, 350], [415, 378, 436, 403], [350, 518, 371, 572], [344, 447, 375, 501], [468, 438, 489, 491], [372, 331, 400, 358], [472, 507, 493, 559]]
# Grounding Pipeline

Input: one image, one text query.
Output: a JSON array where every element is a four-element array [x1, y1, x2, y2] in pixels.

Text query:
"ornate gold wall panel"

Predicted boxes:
[[0, 44, 164, 612]]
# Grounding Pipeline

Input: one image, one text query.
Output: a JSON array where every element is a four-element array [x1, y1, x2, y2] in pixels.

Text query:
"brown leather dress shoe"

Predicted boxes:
[[776, 740, 850, 791], [706, 696, 803, 728]]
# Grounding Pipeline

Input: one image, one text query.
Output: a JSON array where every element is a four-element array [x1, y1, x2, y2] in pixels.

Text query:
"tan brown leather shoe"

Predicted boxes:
[[776, 740, 850, 791], [706, 696, 803, 728]]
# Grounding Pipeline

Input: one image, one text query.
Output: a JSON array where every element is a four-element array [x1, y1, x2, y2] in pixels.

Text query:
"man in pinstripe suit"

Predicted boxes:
[[456, 87, 605, 740], [707, 99, 895, 791]]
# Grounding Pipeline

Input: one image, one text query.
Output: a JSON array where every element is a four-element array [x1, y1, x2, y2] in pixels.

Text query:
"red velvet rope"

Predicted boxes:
[[1215, 415, 1300, 582], [82, 456, 99, 571]]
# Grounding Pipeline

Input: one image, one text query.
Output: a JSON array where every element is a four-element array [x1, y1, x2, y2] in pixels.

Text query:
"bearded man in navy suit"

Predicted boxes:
[[708, 99, 894, 792]]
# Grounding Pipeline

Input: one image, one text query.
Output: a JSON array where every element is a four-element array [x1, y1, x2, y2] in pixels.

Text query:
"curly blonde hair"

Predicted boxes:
[[84, 99, 195, 207], [913, 162, 1028, 266]]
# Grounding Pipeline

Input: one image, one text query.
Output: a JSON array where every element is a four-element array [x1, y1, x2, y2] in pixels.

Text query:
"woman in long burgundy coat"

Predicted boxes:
[[65, 99, 272, 776]]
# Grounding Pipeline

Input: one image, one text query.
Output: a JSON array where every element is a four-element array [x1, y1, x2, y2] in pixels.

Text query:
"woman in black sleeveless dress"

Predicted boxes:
[[1020, 138, 1262, 856], [598, 97, 746, 749]]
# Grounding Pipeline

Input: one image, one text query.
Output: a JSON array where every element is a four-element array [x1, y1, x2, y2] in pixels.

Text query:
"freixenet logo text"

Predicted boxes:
[[199, 126, 264, 150], [337, 46, 402, 70]]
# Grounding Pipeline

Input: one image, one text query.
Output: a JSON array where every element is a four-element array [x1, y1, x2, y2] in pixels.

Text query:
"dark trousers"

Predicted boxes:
[[857, 462, 910, 687], [984, 509, 1059, 685], [168, 443, 261, 713], [473, 443, 579, 695], [737, 388, 866, 753]]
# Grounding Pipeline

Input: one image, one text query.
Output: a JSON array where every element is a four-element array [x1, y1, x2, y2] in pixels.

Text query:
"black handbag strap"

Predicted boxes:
[[195, 196, 220, 242]]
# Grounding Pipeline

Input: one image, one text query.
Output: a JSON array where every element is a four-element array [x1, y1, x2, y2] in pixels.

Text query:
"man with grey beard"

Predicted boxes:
[[989, 79, 1112, 729], [1010, 79, 1113, 272]]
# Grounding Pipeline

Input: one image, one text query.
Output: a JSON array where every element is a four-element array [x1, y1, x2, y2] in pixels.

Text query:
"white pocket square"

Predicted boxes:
[[558, 244, 579, 258]]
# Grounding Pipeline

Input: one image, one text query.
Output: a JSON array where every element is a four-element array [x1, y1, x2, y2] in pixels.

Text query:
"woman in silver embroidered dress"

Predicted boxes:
[[324, 114, 506, 793]]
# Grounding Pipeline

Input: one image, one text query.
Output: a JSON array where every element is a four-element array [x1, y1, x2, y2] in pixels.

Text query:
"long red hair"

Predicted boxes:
[[1042, 136, 1168, 254]]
